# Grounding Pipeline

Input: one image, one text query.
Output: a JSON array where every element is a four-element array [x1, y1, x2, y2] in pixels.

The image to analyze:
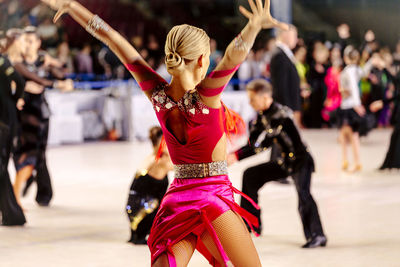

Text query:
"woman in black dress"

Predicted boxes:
[[370, 67, 400, 169], [126, 126, 172, 244]]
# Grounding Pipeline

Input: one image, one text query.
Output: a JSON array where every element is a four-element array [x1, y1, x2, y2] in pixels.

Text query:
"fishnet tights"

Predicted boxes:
[[152, 210, 261, 267]]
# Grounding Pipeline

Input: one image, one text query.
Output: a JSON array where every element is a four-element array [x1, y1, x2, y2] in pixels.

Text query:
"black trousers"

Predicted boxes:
[[240, 157, 324, 240], [0, 122, 26, 225], [21, 120, 52, 205]]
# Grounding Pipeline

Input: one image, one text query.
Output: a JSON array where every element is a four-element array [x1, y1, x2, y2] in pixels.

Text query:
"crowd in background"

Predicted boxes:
[[239, 24, 400, 129], [1, 0, 400, 130]]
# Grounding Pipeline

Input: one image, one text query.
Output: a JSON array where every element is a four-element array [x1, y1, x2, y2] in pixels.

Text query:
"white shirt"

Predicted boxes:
[[340, 61, 372, 109], [276, 42, 296, 63]]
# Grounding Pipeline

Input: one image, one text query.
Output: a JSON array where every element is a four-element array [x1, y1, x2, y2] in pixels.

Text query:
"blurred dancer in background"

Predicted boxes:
[[126, 126, 171, 245], [370, 60, 400, 170], [0, 30, 26, 225], [338, 46, 381, 172], [11, 27, 73, 207]]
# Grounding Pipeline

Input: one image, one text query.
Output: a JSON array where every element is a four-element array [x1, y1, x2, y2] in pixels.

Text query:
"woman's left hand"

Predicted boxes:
[[41, 0, 72, 22], [239, 0, 289, 30]]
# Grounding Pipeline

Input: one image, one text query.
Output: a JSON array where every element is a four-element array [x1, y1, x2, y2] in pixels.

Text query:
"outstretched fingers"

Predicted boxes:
[[247, 0, 258, 14], [263, 0, 271, 14], [54, 8, 67, 23], [255, 0, 263, 13], [239, 5, 253, 20]]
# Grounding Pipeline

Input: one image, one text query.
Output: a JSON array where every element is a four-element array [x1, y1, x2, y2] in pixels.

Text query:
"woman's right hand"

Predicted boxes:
[[239, 0, 289, 31], [41, 0, 72, 22]]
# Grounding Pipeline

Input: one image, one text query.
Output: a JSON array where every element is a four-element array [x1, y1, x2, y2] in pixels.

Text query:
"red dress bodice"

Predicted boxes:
[[151, 84, 226, 164]]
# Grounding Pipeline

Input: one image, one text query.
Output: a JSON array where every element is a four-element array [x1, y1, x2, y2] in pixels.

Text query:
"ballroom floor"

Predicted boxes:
[[1, 129, 399, 267]]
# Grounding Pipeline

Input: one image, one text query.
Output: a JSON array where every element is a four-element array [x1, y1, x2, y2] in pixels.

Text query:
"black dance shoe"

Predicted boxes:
[[302, 235, 327, 248], [1, 214, 26, 226]]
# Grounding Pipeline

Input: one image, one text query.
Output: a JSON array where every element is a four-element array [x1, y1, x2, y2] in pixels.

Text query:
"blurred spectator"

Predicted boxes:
[[74, 43, 93, 74], [305, 42, 330, 128], [361, 30, 379, 54], [57, 41, 74, 74], [261, 37, 276, 78], [336, 23, 351, 55], [322, 54, 342, 124], [294, 45, 310, 94], [294, 45, 311, 116], [4, 28, 25, 63], [330, 45, 342, 63], [131, 35, 144, 51], [238, 50, 259, 90], [147, 34, 162, 69], [270, 25, 302, 126], [368, 49, 394, 127], [208, 38, 222, 74], [393, 40, 400, 64], [254, 49, 265, 78], [37, 17, 59, 49], [5, 1, 22, 29], [98, 46, 117, 79], [29, 3, 54, 26], [360, 48, 372, 67]]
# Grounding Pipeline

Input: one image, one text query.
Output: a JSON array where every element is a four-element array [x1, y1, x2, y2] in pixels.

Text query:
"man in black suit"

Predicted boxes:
[[270, 25, 302, 126], [228, 79, 327, 248]]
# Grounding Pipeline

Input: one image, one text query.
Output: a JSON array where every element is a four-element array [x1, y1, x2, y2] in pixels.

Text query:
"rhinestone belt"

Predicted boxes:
[[174, 161, 228, 179]]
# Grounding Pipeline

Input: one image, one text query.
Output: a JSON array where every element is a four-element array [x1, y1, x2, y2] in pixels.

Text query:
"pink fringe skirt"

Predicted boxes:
[[147, 175, 259, 267]]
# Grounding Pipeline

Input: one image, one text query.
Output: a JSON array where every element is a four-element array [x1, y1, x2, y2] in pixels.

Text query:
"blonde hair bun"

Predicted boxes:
[[165, 24, 210, 75], [165, 51, 183, 69]]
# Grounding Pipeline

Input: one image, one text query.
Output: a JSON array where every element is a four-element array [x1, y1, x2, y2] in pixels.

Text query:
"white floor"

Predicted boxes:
[[1, 129, 400, 267]]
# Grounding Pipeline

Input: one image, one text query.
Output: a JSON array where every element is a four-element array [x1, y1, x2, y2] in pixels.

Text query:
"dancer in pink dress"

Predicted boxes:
[[322, 58, 342, 123], [41, 0, 288, 265]]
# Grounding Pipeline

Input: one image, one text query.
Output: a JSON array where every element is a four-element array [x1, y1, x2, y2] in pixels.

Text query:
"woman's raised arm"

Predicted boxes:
[[198, 0, 288, 107], [41, 0, 166, 99]]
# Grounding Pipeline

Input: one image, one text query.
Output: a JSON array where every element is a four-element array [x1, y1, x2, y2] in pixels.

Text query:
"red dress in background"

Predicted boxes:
[[322, 67, 342, 122]]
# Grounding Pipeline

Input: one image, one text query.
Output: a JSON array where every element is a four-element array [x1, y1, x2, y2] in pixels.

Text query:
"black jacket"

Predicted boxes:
[[0, 55, 25, 125], [235, 102, 313, 174], [270, 47, 301, 111]]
